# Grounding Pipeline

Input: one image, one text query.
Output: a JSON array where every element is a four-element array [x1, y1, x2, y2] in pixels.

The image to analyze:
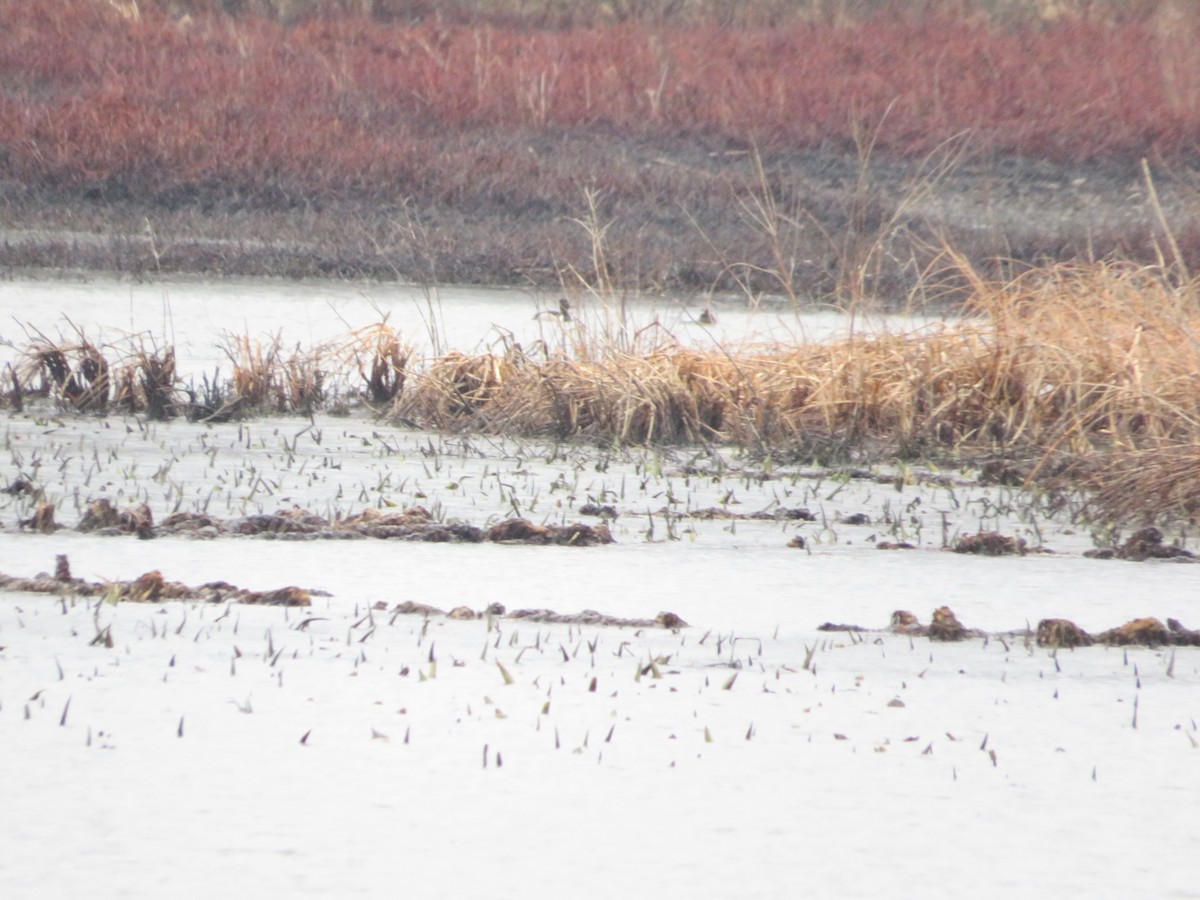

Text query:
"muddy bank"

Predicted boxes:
[[3, 143, 1196, 303]]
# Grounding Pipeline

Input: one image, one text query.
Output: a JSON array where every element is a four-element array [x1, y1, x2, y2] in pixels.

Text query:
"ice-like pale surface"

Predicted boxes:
[[0, 279, 1197, 899], [0, 274, 950, 371]]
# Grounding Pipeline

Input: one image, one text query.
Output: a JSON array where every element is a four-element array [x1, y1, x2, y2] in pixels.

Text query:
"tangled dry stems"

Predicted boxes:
[[396, 261, 1200, 459]]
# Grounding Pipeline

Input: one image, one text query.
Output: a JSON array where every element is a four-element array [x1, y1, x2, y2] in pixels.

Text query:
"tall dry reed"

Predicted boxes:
[[393, 260, 1200, 466]]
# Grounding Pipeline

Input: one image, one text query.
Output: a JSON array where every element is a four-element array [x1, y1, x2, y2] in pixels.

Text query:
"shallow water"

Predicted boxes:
[[1, 274, 950, 372], [0, 277, 1195, 900]]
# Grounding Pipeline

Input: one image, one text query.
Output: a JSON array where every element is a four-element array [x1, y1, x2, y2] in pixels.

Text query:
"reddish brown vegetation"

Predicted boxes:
[[2, 2, 1196, 201], [1, 2, 1197, 291]]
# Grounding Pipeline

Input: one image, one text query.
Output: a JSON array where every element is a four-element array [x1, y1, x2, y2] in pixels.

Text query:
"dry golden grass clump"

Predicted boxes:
[[396, 351, 517, 427], [390, 262, 1200, 459], [339, 323, 413, 407], [223, 333, 328, 414], [15, 334, 188, 419], [22, 341, 111, 412]]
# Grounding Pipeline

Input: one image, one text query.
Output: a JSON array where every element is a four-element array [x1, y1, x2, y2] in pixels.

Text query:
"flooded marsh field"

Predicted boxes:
[[1, 276, 1198, 898]]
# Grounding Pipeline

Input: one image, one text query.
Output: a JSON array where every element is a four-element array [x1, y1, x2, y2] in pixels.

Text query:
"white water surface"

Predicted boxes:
[[0, 278, 1195, 899], [1, 274, 950, 372]]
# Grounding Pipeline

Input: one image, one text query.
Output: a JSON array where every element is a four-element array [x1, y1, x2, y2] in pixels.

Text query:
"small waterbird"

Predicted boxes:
[[535, 297, 571, 322]]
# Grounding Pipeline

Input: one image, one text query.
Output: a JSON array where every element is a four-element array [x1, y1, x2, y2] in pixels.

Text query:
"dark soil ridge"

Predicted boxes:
[[3, 147, 1196, 301], [820, 606, 1200, 648], [15, 498, 615, 547]]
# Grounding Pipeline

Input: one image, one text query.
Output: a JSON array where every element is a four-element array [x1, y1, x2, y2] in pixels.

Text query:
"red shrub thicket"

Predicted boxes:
[[0, 0, 1197, 200]]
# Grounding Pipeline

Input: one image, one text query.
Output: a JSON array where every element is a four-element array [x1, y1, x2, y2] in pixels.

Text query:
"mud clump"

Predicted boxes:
[[234, 509, 327, 536], [120, 503, 154, 538], [928, 605, 975, 641], [952, 532, 1026, 556], [1095, 617, 1172, 646], [688, 506, 815, 522], [160, 512, 224, 535], [1036, 618, 1094, 648], [486, 519, 550, 542], [486, 518, 613, 546], [129, 570, 166, 601], [978, 459, 1029, 487], [1084, 527, 1196, 562], [78, 499, 121, 531], [19, 502, 58, 534], [251, 586, 312, 606], [578, 503, 618, 519], [889, 610, 923, 633], [1167, 618, 1200, 646], [78, 499, 154, 537]]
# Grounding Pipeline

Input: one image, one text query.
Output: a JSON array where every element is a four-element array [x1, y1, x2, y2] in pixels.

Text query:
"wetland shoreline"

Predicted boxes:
[[4, 147, 1196, 300]]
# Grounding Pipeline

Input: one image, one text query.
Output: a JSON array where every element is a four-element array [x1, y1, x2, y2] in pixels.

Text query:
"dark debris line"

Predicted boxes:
[[0, 554, 687, 628], [820, 606, 1200, 648], [16, 499, 614, 546]]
